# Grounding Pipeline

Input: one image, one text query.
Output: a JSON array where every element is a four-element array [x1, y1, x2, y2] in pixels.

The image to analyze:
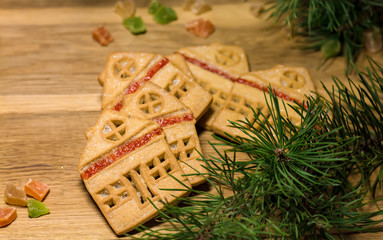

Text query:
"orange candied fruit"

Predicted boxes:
[[92, 26, 114, 46], [24, 179, 50, 201], [5, 184, 27, 207], [0, 207, 17, 228], [185, 18, 214, 38]]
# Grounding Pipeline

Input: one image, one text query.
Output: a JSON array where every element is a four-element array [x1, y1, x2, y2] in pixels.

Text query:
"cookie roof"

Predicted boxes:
[[99, 52, 163, 108], [240, 65, 315, 103], [177, 43, 249, 77], [78, 110, 162, 177]]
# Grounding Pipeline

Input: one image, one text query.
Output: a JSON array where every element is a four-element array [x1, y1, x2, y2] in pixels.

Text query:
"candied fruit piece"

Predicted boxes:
[[114, 0, 136, 19], [123, 16, 146, 35], [0, 207, 17, 227], [182, 0, 195, 11], [190, 0, 211, 15], [5, 184, 27, 206], [185, 18, 214, 38], [92, 26, 114, 46], [24, 178, 50, 201], [148, 0, 163, 14], [27, 199, 50, 218], [153, 6, 177, 24], [149, 0, 177, 25]]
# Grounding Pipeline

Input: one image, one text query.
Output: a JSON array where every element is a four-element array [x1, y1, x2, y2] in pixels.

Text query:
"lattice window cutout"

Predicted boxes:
[[201, 84, 228, 108], [169, 136, 197, 162], [97, 179, 130, 211], [224, 95, 258, 118], [145, 153, 174, 181], [113, 58, 136, 80], [280, 70, 306, 88], [96, 158, 174, 212], [123, 168, 157, 207], [165, 74, 191, 99], [214, 49, 241, 66], [101, 119, 127, 142], [138, 92, 164, 116]]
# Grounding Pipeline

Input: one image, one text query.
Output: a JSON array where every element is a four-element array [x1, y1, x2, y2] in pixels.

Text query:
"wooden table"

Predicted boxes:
[[1, 1, 383, 239]]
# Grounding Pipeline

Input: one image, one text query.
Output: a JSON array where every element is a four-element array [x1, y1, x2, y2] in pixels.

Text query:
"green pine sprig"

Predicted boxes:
[[263, 0, 383, 72], [322, 57, 383, 196]]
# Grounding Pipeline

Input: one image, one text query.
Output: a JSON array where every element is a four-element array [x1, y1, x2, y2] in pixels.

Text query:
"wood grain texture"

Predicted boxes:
[[1, 1, 383, 239]]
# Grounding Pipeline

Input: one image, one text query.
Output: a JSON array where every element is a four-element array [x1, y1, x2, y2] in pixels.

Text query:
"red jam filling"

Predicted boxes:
[[81, 127, 163, 180], [178, 53, 302, 105], [114, 100, 124, 111], [113, 58, 170, 111], [143, 58, 169, 81], [125, 81, 144, 95], [235, 78, 297, 103], [179, 53, 237, 82], [154, 113, 194, 128]]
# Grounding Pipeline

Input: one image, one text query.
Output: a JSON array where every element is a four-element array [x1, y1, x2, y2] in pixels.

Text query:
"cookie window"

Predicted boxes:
[[101, 119, 127, 142], [138, 92, 164, 116], [214, 49, 240, 66], [113, 58, 136, 80], [169, 136, 196, 162], [165, 74, 190, 99], [280, 70, 306, 88]]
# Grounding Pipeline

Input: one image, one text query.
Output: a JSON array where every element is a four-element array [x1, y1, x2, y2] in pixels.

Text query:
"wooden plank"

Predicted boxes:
[[0, 94, 100, 114], [0, 1, 382, 239]]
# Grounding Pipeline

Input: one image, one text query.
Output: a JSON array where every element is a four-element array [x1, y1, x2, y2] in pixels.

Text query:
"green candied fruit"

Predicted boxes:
[[27, 199, 50, 218], [153, 5, 177, 25], [148, 0, 163, 14], [321, 39, 341, 59], [123, 16, 146, 35]]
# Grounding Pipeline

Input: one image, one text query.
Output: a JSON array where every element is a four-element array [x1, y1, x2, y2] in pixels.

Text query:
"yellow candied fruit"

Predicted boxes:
[[191, 0, 211, 15], [5, 184, 27, 207], [114, 0, 136, 19]]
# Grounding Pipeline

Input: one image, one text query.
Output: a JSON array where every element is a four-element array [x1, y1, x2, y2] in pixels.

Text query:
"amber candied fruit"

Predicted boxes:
[[5, 184, 27, 206], [92, 26, 114, 46], [24, 178, 50, 201]]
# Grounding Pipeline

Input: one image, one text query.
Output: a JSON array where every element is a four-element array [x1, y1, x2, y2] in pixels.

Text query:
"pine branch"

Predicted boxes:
[[322, 57, 383, 196], [130, 60, 383, 239], [263, 0, 383, 72]]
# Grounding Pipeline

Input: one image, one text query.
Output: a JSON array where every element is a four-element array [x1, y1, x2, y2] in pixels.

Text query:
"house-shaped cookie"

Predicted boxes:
[[78, 110, 191, 235], [98, 52, 212, 120], [105, 81, 207, 186], [177, 43, 315, 139]]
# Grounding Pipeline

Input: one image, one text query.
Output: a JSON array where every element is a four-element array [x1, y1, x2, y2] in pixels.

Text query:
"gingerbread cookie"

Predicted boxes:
[[176, 43, 249, 130], [177, 43, 314, 139], [79, 110, 191, 235], [99, 52, 212, 120], [105, 81, 207, 186]]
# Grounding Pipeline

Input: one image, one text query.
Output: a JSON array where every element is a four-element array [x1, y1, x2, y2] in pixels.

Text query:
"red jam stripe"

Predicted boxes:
[[235, 78, 298, 104], [81, 127, 163, 180], [124, 81, 144, 95], [113, 58, 170, 111], [179, 53, 237, 82], [143, 58, 169, 82], [154, 113, 194, 128], [178, 53, 302, 105]]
